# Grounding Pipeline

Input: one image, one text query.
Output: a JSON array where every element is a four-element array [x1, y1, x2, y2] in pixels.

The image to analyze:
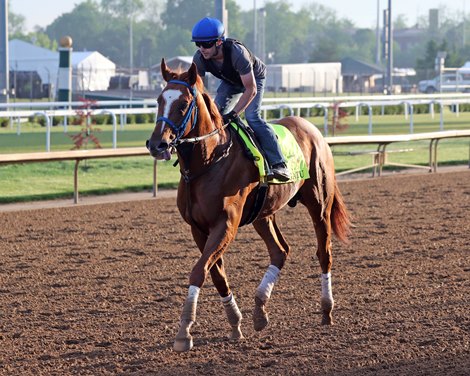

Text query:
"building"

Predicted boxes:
[[341, 57, 383, 93], [266, 63, 342, 94]]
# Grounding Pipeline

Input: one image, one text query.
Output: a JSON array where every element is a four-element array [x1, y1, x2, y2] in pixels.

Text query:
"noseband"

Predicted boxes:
[[156, 80, 199, 143]]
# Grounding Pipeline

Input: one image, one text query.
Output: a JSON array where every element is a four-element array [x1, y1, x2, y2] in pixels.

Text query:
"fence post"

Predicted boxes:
[[100, 110, 117, 148], [34, 111, 51, 151], [358, 103, 373, 135]]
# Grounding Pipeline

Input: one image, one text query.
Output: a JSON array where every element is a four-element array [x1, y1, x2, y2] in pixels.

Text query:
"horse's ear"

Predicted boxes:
[[161, 58, 174, 82], [188, 62, 198, 86]]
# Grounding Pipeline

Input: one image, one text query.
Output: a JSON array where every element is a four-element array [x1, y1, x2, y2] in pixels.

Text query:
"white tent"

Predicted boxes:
[[8, 39, 116, 93], [72, 51, 116, 91], [457, 61, 470, 74]]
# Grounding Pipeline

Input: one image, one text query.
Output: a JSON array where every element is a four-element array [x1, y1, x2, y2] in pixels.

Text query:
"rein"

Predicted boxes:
[[177, 122, 229, 144]]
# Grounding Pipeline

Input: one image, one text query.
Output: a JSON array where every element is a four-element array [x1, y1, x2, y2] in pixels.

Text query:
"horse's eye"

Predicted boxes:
[[179, 103, 188, 113]]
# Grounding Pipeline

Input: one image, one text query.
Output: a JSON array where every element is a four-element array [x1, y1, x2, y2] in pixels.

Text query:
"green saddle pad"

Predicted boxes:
[[230, 122, 310, 184]]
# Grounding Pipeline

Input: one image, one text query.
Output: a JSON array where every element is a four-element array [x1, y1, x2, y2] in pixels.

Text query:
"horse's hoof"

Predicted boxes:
[[253, 315, 269, 331], [230, 326, 245, 340], [320, 297, 334, 325], [321, 312, 334, 325], [253, 298, 269, 331], [173, 337, 193, 352]]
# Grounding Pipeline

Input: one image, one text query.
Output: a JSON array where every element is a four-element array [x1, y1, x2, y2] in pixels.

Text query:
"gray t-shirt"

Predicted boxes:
[[193, 40, 266, 84]]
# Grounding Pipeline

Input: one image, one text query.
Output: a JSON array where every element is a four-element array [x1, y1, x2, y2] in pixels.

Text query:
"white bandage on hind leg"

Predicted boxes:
[[255, 265, 281, 303], [181, 285, 200, 323], [321, 272, 333, 300]]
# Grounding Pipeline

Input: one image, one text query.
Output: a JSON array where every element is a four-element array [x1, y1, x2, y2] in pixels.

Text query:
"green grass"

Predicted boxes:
[[0, 111, 469, 203]]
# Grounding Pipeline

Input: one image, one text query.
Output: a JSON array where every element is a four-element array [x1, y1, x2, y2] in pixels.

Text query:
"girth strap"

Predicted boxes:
[[240, 183, 269, 226]]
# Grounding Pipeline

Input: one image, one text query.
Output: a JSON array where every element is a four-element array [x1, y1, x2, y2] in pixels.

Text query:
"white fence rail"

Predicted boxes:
[[1, 93, 470, 150]]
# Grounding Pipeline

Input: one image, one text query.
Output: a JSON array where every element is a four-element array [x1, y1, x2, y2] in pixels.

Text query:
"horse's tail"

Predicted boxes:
[[331, 180, 352, 244]]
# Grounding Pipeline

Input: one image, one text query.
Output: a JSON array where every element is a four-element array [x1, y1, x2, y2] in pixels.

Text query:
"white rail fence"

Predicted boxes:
[[1, 93, 470, 151]]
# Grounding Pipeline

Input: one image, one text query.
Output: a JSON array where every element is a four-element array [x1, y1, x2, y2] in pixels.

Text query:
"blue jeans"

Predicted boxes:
[[215, 78, 286, 167]]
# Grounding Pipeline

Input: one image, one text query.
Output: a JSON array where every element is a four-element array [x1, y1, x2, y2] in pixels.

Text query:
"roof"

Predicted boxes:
[[341, 57, 383, 76], [151, 56, 193, 70], [9, 39, 57, 61]]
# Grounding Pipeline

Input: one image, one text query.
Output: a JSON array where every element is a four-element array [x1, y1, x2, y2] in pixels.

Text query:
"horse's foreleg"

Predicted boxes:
[[173, 285, 200, 352], [210, 257, 244, 340], [173, 223, 236, 351], [221, 291, 244, 340], [252, 216, 289, 331]]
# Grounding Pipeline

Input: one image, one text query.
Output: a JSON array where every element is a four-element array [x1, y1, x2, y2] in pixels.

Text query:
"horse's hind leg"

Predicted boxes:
[[299, 186, 335, 325], [252, 215, 290, 331]]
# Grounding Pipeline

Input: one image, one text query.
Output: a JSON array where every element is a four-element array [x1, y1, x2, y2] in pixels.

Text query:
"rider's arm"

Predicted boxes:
[[231, 70, 257, 115]]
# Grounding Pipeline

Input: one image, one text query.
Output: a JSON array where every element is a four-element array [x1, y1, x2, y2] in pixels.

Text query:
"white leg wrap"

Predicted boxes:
[[321, 272, 333, 301], [181, 285, 200, 323], [255, 265, 281, 303], [221, 293, 243, 327]]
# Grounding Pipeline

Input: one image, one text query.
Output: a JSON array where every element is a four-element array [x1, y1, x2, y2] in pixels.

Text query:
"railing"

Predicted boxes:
[[2, 93, 470, 145], [1, 130, 469, 204]]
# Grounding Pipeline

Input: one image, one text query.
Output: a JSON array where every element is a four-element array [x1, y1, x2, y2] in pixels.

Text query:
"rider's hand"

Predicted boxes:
[[222, 110, 238, 125]]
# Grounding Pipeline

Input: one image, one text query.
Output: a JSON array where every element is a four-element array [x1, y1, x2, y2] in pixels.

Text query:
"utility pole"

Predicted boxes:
[[214, 0, 228, 34], [129, 0, 134, 100], [387, 0, 393, 95], [253, 0, 257, 54], [0, 0, 9, 103], [375, 0, 380, 65]]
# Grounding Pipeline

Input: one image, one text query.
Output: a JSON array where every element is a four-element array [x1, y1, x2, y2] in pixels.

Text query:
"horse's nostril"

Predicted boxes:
[[146, 140, 150, 149], [158, 142, 169, 151]]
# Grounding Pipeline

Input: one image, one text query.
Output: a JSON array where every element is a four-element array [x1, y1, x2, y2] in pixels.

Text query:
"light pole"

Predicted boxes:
[[253, 0, 257, 54], [387, 0, 393, 95], [129, 0, 134, 99], [0, 0, 9, 103]]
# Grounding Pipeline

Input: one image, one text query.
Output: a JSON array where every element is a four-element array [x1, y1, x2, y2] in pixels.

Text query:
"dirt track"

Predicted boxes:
[[1, 170, 469, 375]]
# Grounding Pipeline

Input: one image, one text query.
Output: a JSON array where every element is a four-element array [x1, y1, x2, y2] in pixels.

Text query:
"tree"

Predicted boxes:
[[262, 1, 310, 63], [46, 1, 106, 51], [101, 0, 144, 18], [161, 0, 213, 32], [8, 1, 26, 35]]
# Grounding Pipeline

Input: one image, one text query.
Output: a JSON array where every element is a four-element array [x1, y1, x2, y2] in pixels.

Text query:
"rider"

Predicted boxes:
[[191, 17, 290, 182]]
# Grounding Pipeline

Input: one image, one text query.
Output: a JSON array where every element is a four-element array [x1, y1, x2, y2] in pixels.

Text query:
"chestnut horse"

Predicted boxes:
[[146, 59, 351, 352]]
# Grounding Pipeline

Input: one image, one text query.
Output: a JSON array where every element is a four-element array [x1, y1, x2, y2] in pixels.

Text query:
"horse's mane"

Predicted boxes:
[[177, 69, 223, 128]]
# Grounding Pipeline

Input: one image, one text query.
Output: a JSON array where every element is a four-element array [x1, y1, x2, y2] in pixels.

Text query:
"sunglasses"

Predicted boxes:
[[195, 40, 217, 49]]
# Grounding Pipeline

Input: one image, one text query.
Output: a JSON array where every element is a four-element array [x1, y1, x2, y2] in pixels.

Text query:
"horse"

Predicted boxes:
[[146, 59, 351, 352]]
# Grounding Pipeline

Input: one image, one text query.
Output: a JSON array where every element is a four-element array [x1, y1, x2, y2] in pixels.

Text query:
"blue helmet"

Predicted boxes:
[[191, 17, 225, 42]]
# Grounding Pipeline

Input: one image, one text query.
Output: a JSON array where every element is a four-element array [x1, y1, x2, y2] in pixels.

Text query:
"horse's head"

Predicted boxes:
[[146, 58, 200, 160]]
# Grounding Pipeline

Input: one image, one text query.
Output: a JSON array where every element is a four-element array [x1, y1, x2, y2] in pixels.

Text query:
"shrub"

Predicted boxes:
[[135, 113, 150, 124]]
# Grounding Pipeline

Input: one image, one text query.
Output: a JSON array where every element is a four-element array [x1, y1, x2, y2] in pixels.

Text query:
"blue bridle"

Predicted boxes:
[[156, 80, 199, 142]]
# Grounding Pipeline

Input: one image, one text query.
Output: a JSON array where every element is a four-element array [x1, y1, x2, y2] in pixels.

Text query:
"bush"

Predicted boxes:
[[0, 117, 9, 128], [126, 114, 136, 124], [93, 114, 111, 125], [135, 113, 150, 124], [52, 116, 64, 126]]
